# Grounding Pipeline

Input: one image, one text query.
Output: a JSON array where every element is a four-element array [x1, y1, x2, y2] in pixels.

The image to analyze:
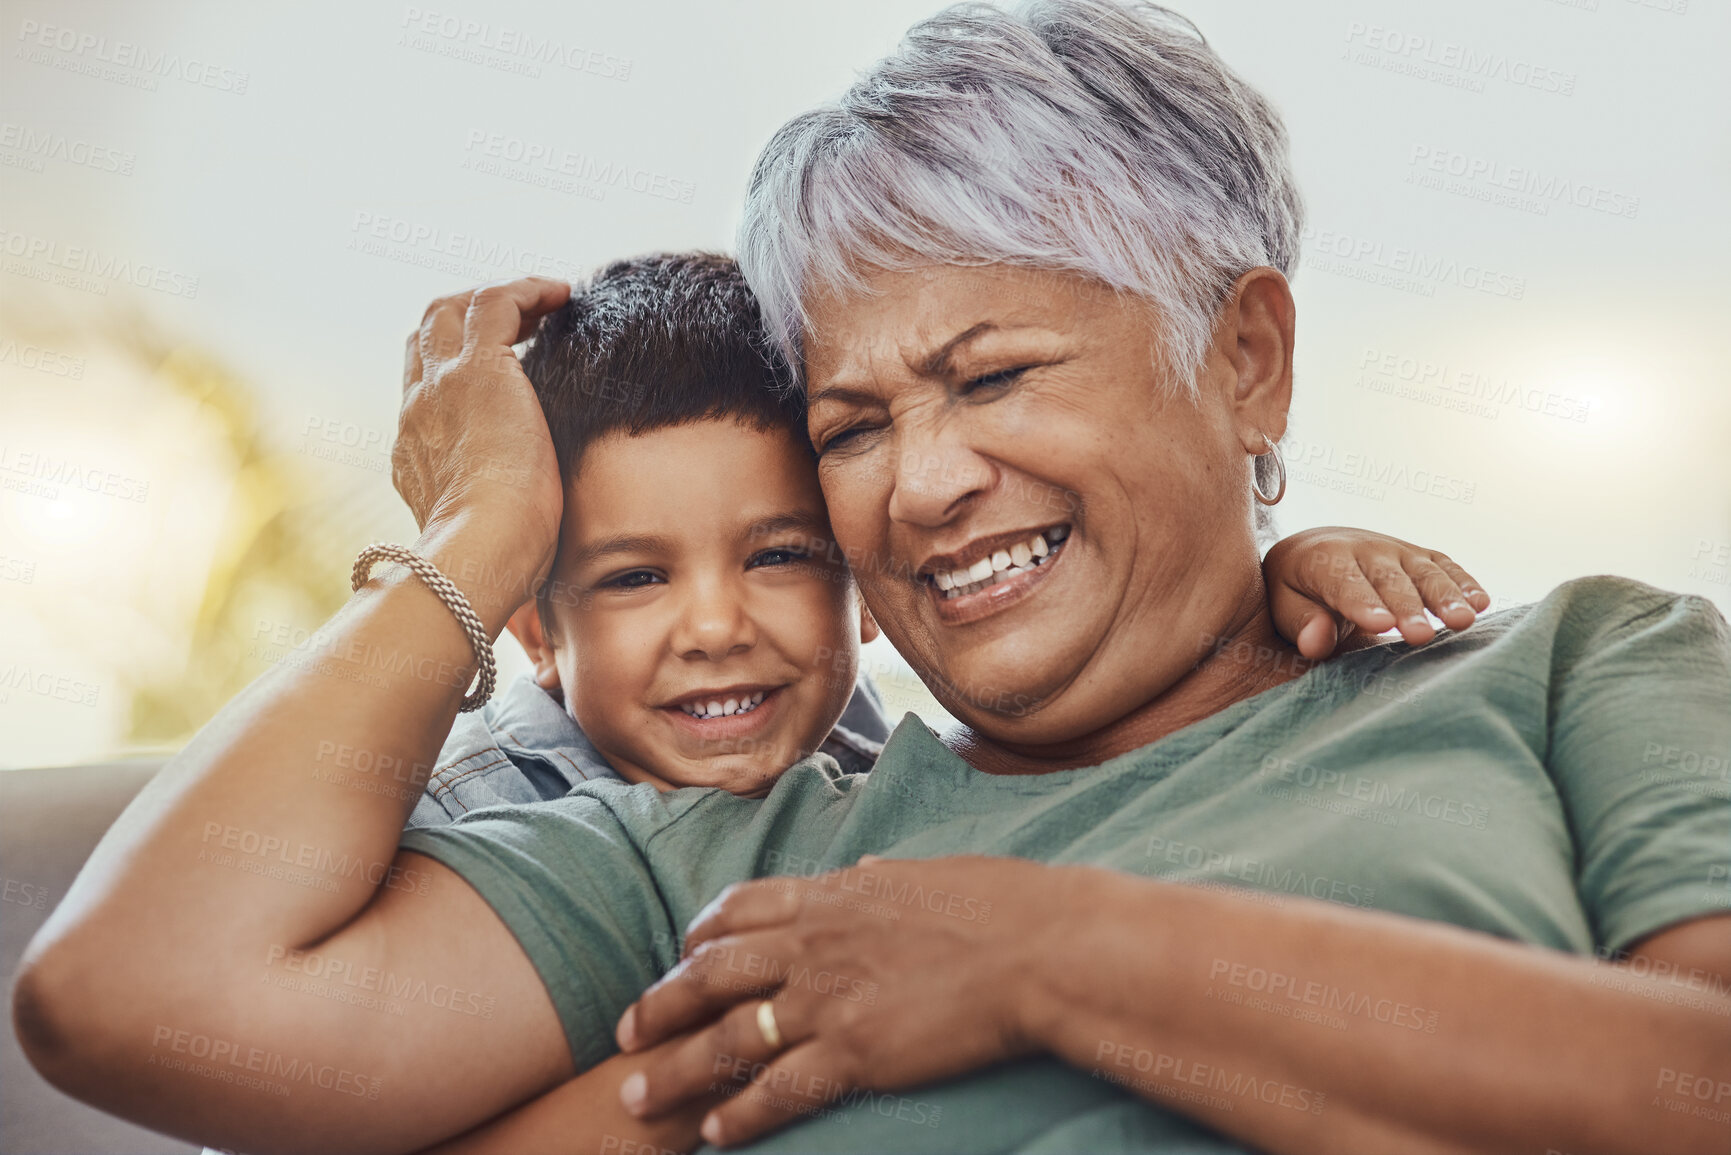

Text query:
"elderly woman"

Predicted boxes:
[[15, 2, 1730, 1154]]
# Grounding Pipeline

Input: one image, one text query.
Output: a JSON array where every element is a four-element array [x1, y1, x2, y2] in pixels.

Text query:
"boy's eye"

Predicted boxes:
[[601, 569, 663, 589], [749, 545, 812, 568]]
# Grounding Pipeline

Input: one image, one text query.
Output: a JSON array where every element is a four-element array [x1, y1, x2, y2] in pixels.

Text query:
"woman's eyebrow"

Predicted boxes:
[[806, 383, 883, 409], [811, 321, 1014, 404], [918, 321, 997, 376]]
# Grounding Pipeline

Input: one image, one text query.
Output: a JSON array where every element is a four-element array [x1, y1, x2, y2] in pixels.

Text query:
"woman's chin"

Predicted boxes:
[[921, 621, 1099, 708], [928, 666, 1065, 738]]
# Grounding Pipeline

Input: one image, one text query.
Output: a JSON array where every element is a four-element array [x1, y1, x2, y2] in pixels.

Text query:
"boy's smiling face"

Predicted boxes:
[[521, 417, 877, 796]]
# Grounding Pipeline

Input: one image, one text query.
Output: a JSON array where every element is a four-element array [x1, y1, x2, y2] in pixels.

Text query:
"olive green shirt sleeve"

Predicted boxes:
[[399, 794, 680, 1072], [1539, 578, 1731, 952]]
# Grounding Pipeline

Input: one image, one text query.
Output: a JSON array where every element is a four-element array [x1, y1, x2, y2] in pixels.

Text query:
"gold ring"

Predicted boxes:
[[756, 999, 783, 1050]]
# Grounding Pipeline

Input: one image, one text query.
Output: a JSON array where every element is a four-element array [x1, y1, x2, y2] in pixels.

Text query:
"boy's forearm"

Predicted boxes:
[[418, 1048, 717, 1155]]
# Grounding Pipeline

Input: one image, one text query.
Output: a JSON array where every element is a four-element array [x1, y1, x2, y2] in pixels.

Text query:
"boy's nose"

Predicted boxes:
[[670, 581, 757, 661]]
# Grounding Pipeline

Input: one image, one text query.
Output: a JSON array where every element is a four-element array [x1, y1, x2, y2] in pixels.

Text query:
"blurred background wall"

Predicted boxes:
[[1, 0, 1727, 771]]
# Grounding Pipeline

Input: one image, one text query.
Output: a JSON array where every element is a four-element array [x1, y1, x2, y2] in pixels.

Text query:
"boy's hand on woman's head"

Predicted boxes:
[[1263, 526, 1490, 660], [394, 278, 571, 613]]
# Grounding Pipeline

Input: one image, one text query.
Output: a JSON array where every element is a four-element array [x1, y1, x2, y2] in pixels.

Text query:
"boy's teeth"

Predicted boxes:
[[682, 690, 767, 719], [931, 528, 1068, 600]]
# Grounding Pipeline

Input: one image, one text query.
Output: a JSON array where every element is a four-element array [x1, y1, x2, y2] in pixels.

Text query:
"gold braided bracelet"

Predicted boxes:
[[350, 543, 497, 713]]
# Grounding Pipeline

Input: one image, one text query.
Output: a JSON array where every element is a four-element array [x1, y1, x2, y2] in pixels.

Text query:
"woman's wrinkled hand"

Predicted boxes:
[[613, 855, 1068, 1148], [394, 277, 570, 589]]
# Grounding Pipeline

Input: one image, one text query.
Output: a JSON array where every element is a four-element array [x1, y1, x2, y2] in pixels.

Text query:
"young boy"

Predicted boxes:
[[406, 251, 1484, 831]]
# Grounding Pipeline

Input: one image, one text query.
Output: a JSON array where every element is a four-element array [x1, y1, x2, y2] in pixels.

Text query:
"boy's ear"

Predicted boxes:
[[505, 601, 563, 696], [858, 601, 881, 645]]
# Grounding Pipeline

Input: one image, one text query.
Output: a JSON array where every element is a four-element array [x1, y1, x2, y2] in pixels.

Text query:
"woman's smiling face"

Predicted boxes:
[[803, 263, 1289, 750]]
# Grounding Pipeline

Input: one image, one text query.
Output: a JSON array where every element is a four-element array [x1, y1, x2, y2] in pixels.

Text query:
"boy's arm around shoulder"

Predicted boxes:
[[415, 1043, 721, 1155], [1263, 524, 1491, 658]]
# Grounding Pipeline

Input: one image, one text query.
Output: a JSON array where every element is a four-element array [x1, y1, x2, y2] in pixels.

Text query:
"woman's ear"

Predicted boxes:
[[1223, 266, 1295, 451], [858, 601, 881, 645], [505, 600, 563, 696]]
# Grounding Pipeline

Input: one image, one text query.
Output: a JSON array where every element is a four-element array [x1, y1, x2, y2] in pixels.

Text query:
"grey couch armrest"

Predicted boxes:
[[2, 759, 200, 1155]]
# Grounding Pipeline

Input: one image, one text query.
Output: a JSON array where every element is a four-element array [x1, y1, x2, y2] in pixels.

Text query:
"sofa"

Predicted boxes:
[[1, 759, 199, 1155]]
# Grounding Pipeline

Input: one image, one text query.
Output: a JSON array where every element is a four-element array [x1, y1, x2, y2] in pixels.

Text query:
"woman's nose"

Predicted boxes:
[[669, 580, 757, 661], [887, 439, 994, 528]]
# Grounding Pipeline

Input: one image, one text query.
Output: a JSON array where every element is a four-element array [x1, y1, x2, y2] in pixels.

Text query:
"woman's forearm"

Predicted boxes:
[[29, 514, 530, 967], [12, 515, 577, 1150], [14, 282, 581, 1152], [1029, 868, 1731, 1155]]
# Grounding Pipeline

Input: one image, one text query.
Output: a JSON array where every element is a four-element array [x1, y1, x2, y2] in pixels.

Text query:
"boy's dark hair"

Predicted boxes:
[[521, 251, 803, 483], [521, 252, 807, 622]]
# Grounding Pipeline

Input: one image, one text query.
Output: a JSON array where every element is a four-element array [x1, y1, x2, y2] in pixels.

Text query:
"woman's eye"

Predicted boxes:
[[964, 366, 1029, 393], [819, 425, 876, 455], [602, 570, 662, 589]]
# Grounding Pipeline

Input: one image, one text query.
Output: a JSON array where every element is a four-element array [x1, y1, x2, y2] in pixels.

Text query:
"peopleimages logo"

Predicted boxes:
[[1406, 145, 1639, 220], [0, 229, 200, 299], [14, 19, 250, 94], [0, 339, 85, 379], [462, 130, 696, 205], [0, 444, 150, 502], [1281, 436, 1477, 506], [1354, 347, 1592, 425], [1300, 226, 1525, 301], [0, 121, 135, 175], [346, 210, 585, 282], [148, 1026, 381, 1099], [398, 7, 631, 81], [0, 665, 100, 707], [1341, 21, 1577, 96]]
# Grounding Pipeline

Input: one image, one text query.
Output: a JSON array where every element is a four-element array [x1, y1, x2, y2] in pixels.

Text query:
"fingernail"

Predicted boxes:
[[1444, 600, 1467, 614], [620, 1072, 647, 1115], [616, 1006, 638, 1051], [1366, 607, 1395, 624], [701, 1112, 725, 1145]]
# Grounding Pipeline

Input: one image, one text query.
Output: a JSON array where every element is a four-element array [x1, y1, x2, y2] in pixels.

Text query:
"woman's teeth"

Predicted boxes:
[[932, 526, 1068, 600], [680, 691, 766, 719]]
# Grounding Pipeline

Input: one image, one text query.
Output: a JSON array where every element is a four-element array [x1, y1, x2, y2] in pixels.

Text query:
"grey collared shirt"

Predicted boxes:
[[407, 673, 890, 827]]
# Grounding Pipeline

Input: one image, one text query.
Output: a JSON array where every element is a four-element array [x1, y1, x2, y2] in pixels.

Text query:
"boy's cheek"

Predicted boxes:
[[554, 620, 640, 741], [808, 643, 861, 699]]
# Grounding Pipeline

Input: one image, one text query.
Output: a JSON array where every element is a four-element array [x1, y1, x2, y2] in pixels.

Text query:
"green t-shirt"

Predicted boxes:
[[400, 576, 1731, 1154]]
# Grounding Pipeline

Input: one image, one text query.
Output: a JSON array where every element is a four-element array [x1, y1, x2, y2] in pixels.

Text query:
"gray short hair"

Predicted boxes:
[[737, 0, 1304, 401]]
